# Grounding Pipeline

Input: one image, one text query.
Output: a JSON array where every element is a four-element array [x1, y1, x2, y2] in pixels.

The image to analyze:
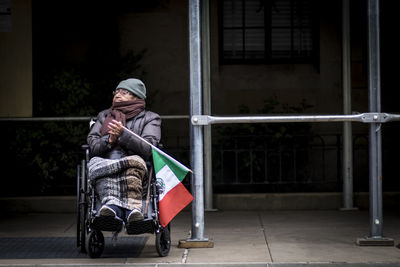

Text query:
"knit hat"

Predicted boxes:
[[116, 78, 147, 99]]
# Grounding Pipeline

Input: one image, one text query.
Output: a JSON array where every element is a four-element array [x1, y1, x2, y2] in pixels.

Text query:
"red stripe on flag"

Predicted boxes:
[[159, 183, 193, 227]]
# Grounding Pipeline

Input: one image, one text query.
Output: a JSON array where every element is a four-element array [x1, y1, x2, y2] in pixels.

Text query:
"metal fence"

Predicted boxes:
[[211, 133, 371, 193], [1, 118, 399, 197]]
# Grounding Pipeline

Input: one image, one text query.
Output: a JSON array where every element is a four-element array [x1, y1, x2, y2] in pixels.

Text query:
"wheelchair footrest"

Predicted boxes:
[[92, 216, 123, 232], [126, 218, 155, 235]]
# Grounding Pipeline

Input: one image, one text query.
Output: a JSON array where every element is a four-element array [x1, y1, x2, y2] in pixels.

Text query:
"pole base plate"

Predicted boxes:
[[356, 237, 394, 246], [178, 239, 214, 248], [205, 208, 219, 212], [340, 207, 359, 211]]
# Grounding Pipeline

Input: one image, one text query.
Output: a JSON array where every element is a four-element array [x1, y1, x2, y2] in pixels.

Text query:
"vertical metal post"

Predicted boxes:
[[367, 0, 382, 238], [341, 0, 355, 210], [188, 0, 207, 242], [202, 0, 215, 211], [357, 0, 393, 246]]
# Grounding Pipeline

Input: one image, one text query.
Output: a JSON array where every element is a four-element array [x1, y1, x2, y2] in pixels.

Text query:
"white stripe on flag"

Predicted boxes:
[[156, 164, 181, 200], [153, 146, 191, 174]]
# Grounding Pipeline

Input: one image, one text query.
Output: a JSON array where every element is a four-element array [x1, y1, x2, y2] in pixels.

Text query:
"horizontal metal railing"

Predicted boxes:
[[0, 115, 190, 122], [4, 112, 400, 124], [191, 112, 400, 125]]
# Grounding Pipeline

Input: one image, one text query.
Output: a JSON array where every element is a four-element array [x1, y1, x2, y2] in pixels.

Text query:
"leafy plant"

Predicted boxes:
[[2, 50, 147, 196]]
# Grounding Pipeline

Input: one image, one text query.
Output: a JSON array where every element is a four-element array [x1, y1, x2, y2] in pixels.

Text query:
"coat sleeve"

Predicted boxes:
[[118, 111, 161, 160], [87, 110, 113, 157]]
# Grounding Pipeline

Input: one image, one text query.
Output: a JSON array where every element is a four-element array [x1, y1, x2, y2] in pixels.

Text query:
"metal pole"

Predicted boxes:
[[367, 0, 382, 238], [0, 117, 92, 121], [357, 0, 393, 246], [192, 113, 400, 125], [201, 0, 214, 211], [188, 0, 207, 242], [0, 115, 190, 122], [342, 0, 354, 210]]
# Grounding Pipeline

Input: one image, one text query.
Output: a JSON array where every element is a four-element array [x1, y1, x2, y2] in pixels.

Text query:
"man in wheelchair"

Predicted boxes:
[[87, 78, 161, 225]]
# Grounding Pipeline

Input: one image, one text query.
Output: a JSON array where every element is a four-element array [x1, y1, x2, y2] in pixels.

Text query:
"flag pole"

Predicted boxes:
[[122, 126, 154, 148], [122, 126, 192, 173]]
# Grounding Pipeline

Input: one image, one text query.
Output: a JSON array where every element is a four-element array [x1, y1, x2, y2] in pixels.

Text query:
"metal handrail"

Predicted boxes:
[[191, 112, 400, 125], [0, 115, 190, 122]]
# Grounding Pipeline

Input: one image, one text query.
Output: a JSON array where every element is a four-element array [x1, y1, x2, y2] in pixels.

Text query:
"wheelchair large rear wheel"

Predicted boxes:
[[77, 200, 87, 253], [86, 230, 104, 258], [76, 164, 87, 253], [155, 224, 171, 257]]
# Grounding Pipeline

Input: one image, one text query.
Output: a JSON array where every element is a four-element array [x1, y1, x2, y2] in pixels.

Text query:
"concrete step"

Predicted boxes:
[[1, 192, 399, 213]]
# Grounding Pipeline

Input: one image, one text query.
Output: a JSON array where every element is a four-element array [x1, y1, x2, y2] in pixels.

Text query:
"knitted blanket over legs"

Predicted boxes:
[[88, 155, 147, 211]]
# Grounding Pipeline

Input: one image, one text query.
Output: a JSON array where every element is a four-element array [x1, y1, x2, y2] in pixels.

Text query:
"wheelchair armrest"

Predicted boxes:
[[81, 144, 89, 150]]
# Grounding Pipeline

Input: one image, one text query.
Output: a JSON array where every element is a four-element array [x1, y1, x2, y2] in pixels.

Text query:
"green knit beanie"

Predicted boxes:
[[116, 78, 147, 99]]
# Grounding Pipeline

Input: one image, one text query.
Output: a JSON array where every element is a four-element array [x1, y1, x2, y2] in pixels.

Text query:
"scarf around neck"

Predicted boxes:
[[101, 99, 146, 136]]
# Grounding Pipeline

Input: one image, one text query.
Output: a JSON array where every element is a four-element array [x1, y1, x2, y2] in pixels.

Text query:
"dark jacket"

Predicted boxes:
[[87, 109, 161, 161]]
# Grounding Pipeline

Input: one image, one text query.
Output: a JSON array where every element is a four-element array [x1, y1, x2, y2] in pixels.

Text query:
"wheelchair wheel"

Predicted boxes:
[[76, 163, 87, 253], [86, 230, 104, 258], [77, 200, 87, 253], [76, 164, 86, 252], [155, 224, 171, 257]]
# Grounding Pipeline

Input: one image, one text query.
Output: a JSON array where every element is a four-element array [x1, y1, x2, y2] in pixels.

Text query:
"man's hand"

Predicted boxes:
[[107, 119, 124, 144]]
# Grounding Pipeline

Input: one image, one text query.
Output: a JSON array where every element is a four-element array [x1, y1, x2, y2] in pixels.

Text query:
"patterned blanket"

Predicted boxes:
[[87, 155, 147, 211]]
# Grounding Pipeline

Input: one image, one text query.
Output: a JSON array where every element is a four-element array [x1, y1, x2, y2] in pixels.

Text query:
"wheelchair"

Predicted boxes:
[[76, 144, 171, 258]]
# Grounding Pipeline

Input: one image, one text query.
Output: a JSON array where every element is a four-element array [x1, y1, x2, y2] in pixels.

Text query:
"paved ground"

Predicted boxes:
[[0, 210, 399, 266]]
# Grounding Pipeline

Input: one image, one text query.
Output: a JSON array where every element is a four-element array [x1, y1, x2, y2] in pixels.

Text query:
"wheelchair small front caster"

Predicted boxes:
[[156, 224, 171, 257], [86, 230, 105, 258]]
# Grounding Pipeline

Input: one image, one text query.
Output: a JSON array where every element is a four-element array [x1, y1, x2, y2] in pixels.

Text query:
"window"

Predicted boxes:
[[220, 0, 317, 64]]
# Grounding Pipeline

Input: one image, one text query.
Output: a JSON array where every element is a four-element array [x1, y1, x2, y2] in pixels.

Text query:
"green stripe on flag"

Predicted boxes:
[[152, 147, 189, 181]]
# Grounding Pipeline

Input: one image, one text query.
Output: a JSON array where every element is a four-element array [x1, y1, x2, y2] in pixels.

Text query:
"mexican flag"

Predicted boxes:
[[152, 147, 193, 227]]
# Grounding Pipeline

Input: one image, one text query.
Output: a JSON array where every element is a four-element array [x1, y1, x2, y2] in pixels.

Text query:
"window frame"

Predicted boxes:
[[218, 0, 320, 65]]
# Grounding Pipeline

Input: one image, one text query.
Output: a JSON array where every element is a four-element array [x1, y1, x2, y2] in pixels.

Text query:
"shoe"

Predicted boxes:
[[126, 209, 144, 223], [99, 205, 117, 217], [94, 205, 123, 232]]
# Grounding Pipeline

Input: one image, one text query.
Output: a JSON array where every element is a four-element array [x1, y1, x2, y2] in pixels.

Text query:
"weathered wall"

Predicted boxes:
[[119, 1, 189, 115], [0, 0, 32, 117], [118, 0, 367, 140]]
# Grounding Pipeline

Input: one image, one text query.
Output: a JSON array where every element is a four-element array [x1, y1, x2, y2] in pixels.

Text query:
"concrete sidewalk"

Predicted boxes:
[[0, 210, 399, 266]]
